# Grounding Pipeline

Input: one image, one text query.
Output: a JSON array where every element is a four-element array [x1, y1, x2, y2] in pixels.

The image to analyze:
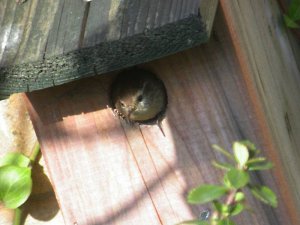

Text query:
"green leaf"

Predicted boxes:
[[239, 140, 260, 154], [239, 140, 259, 158], [217, 218, 235, 225], [188, 185, 228, 204], [233, 142, 249, 167], [0, 152, 30, 168], [212, 145, 234, 161], [287, 0, 300, 21], [177, 220, 209, 225], [246, 157, 266, 164], [250, 185, 277, 207], [238, 140, 256, 150], [213, 201, 230, 215], [230, 203, 244, 216], [221, 205, 230, 214], [0, 165, 32, 209], [224, 169, 249, 189], [247, 161, 273, 171], [284, 14, 300, 28], [234, 192, 245, 202], [212, 161, 234, 171], [223, 174, 232, 188], [213, 200, 223, 213]]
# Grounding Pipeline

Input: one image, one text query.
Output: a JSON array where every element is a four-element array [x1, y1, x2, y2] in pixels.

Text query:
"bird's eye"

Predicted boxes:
[[120, 101, 125, 107], [137, 95, 143, 102]]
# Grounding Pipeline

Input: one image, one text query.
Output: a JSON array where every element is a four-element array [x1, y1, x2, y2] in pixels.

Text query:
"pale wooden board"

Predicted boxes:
[[220, 1, 300, 224], [24, 11, 293, 225]]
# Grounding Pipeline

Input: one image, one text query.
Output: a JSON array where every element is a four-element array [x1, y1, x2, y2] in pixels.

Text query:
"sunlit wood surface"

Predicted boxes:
[[23, 9, 297, 225]]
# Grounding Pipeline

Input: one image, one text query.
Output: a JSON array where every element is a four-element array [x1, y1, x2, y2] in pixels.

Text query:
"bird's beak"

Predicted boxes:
[[127, 105, 136, 118]]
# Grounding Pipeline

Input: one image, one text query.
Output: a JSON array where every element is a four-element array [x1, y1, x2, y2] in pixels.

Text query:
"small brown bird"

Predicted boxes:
[[110, 68, 167, 132]]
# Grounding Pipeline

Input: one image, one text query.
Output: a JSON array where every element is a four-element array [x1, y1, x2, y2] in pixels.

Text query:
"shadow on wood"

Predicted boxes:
[[22, 154, 60, 223]]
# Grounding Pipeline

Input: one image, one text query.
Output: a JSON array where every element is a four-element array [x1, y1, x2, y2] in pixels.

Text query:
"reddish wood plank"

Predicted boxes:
[[24, 11, 293, 225], [220, 1, 300, 224]]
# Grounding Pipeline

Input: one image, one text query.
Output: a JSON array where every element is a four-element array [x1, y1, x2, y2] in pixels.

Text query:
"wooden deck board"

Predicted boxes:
[[24, 10, 293, 225]]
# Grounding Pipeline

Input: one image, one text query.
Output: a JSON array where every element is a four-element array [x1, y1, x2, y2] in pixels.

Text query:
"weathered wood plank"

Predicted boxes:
[[14, 1, 63, 63], [82, 1, 111, 47], [44, 0, 87, 56], [0, 0, 31, 65], [200, 0, 219, 37], [220, 1, 300, 224], [0, 16, 207, 98], [0, 0, 218, 98], [24, 10, 293, 225]]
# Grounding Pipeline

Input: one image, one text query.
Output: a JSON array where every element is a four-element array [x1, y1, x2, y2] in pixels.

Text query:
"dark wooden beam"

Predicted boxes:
[[0, 0, 218, 97]]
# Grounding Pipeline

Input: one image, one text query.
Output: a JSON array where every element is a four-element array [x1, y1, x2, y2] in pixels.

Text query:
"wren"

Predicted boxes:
[[110, 68, 167, 132]]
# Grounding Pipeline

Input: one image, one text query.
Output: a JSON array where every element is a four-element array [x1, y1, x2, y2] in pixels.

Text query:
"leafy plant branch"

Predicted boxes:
[[283, 0, 300, 28], [0, 142, 40, 225], [178, 141, 277, 225]]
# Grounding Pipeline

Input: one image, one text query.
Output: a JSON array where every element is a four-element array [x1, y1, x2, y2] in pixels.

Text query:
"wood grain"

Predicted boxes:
[[0, 0, 218, 97], [220, 1, 300, 224], [24, 10, 293, 225]]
